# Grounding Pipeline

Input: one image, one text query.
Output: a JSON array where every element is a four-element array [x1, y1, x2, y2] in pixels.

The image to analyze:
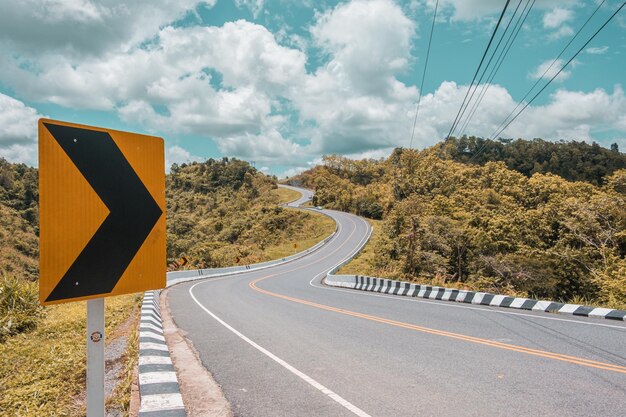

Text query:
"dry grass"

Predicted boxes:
[[106, 308, 139, 416], [0, 294, 140, 417], [271, 187, 301, 204], [337, 218, 381, 275], [263, 210, 336, 260]]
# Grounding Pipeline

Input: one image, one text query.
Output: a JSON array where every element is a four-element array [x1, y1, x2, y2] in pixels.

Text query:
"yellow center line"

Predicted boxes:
[[249, 214, 626, 375]]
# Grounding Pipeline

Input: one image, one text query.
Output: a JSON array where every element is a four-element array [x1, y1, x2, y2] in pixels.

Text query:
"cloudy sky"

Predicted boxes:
[[0, 0, 625, 176]]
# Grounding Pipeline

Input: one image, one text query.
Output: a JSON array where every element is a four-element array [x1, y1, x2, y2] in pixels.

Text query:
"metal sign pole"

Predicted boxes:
[[87, 298, 105, 417]]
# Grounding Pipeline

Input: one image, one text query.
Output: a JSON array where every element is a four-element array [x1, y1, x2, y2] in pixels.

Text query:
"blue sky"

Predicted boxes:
[[0, 0, 624, 176]]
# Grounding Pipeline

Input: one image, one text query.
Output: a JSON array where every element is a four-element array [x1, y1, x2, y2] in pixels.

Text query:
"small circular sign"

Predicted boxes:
[[90, 331, 103, 343]]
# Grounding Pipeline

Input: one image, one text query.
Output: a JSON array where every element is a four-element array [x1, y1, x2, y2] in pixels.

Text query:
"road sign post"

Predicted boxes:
[[38, 119, 166, 415], [87, 298, 105, 417]]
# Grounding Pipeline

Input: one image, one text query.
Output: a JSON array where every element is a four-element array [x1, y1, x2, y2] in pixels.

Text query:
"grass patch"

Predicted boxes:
[[0, 294, 140, 416], [271, 187, 301, 204], [337, 218, 381, 275], [0, 274, 43, 342], [337, 219, 616, 307], [263, 210, 336, 260], [106, 300, 140, 416]]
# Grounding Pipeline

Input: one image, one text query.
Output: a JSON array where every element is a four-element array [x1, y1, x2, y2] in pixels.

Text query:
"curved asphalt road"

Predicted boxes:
[[167, 187, 626, 417]]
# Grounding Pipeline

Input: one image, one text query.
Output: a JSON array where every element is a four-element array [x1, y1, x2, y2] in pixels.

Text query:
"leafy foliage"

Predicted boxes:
[[289, 146, 626, 308], [439, 136, 626, 185], [0, 274, 42, 342], [167, 157, 333, 268], [0, 158, 39, 281]]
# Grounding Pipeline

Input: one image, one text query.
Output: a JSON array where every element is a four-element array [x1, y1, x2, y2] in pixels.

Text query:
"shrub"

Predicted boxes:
[[0, 273, 43, 342]]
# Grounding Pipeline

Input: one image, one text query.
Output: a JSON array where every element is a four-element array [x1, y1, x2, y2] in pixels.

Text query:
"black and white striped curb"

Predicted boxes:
[[325, 275, 626, 321], [138, 290, 186, 417]]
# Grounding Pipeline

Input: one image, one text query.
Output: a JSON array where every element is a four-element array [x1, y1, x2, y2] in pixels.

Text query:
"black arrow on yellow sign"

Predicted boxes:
[[43, 123, 163, 302]]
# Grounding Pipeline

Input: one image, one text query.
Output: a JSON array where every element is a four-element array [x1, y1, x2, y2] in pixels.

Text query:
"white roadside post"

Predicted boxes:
[[87, 298, 105, 417]]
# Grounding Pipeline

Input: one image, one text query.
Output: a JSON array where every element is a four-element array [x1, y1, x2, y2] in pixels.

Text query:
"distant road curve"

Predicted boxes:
[[279, 183, 313, 207], [167, 186, 626, 417]]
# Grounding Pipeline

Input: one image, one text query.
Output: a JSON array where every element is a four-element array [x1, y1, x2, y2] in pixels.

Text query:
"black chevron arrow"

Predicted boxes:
[[44, 123, 163, 302]]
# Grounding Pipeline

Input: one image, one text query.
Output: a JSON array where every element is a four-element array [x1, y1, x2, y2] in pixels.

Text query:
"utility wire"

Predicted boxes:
[[490, 1, 625, 141], [464, 0, 609, 165], [453, 0, 524, 139], [445, 0, 512, 141], [458, 0, 534, 137], [409, 0, 439, 149], [488, 0, 608, 140]]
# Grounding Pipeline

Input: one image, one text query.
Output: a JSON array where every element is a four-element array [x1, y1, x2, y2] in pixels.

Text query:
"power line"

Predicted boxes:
[[409, 0, 439, 149], [453, 0, 524, 138], [458, 0, 534, 137], [490, 0, 623, 141], [488, 0, 607, 140], [445, 0, 512, 141], [464, 0, 610, 165]]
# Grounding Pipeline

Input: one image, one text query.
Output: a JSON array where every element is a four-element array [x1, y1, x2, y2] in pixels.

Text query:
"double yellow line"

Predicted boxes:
[[249, 214, 626, 375], [251, 279, 626, 374]]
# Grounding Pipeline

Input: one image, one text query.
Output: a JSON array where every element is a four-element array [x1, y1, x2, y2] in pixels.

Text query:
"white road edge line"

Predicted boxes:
[[188, 282, 372, 417]]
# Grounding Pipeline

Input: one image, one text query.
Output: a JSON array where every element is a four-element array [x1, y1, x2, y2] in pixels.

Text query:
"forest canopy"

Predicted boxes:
[[438, 136, 626, 185], [288, 141, 626, 308], [166, 157, 331, 268]]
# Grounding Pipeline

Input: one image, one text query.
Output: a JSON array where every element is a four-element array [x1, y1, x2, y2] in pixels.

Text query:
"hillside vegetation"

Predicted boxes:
[[439, 136, 626, 185], [0, 159, 38, 281], [0, 159, 40, 342], [289, 144, 626, 308], [167, 158, 334, 268], [0, 156, 332, 415], [1, 156, 333, 341]]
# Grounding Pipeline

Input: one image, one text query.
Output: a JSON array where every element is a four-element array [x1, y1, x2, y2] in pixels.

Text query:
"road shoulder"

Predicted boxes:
[[161, 288, 233, 417]]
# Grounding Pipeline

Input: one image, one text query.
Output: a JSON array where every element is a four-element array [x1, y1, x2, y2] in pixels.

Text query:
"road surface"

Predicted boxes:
[[167, 187, 626, 417]]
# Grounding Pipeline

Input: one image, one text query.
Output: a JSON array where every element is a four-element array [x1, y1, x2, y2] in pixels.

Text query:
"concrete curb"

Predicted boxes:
[[323, 215, 625, 322], [138, 291, 186, 417], [324, 274, 626, 321]]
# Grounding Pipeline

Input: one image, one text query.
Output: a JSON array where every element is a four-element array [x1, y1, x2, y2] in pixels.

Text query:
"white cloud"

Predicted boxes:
[[529, 59, 572, 82], [380, 81, 626, 148], [586, 46, 609, 55], [541, 7, 575, 41], [235, 0, 265, 18], [0, 93, 43, 166], [1, 20, 305, 144], [217, 129, 302, 164], [295, 0, 418, 155], [165, 145, 202, 171], [439, 0, 577, 22], [281, 166, 310, 179], [547, 25, 574, 41], [543, 7, 573, 29], [505, 86, 626, 141], [0, 0, 214, 56], [0, 143, 38, 166], [0, 93, 42, 147], [0, 0, 623, 172], [310, 0, 415, 96]]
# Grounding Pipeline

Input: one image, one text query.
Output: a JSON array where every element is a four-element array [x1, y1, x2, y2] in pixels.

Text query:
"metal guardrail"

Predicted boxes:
[[166, 223, 338, 287]]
